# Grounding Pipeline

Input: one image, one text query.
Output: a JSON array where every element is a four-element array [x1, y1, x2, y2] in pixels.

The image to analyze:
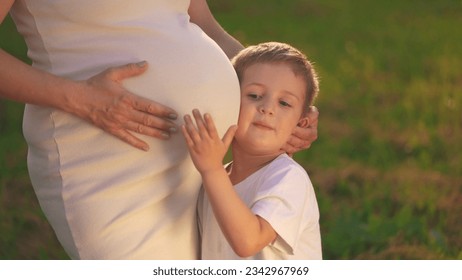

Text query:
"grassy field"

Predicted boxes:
[[1, 0, 461, 259]]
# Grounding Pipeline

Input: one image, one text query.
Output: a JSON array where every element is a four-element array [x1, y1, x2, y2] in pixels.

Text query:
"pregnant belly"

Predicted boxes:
[[122, 38, 240, 139], [24, 20, 240, 168]]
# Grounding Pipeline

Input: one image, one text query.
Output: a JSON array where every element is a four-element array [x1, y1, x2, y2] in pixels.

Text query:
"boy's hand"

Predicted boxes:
[[182, 109, 237, 174]]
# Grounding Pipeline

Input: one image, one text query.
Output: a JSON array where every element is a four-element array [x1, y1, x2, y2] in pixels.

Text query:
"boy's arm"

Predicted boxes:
[[182, 110, 277, 257], [201, 166, 277, 257]]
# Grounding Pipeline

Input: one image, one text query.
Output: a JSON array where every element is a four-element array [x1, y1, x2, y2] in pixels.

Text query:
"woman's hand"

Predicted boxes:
[[75, 62, 179, 151], [282, 106, 319, 156]]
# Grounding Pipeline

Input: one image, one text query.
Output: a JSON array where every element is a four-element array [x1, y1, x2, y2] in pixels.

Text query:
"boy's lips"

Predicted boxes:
[[252, 121, 274, 130]]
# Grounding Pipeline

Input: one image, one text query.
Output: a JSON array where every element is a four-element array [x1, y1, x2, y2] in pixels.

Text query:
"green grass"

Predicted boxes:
[[1, 0, 461, 259]]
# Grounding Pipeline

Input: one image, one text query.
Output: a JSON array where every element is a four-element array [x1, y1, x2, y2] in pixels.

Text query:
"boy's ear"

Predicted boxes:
[[297, 117, 310, 128]]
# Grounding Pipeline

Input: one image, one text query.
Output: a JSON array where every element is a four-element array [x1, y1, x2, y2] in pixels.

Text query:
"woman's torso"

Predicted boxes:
[[10, 0, 240, 259]]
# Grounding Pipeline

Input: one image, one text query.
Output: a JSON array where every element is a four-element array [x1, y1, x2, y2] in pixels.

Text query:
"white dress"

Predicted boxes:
[[198, 154, 322, 260], [10, 0, 240, 259]]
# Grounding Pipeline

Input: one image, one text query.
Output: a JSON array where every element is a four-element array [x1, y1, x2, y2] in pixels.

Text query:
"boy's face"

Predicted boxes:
[[234, 62, 306, 155]]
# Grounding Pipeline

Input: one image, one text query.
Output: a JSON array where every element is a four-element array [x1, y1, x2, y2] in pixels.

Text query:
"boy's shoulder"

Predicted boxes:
[[263, 153, 311, 183], [253, 153, 314, 204], [269, 153, 308, 173]]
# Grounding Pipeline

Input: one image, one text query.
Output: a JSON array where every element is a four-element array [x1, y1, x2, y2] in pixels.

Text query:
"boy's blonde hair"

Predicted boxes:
[[232, 42, 319, 112]]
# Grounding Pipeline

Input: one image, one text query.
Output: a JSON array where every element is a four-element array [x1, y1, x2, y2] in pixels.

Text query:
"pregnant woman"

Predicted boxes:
[[0, 0, 318, 259]]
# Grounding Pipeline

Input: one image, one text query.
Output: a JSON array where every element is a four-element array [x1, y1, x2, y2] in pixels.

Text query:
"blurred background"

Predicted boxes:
[[1, 0, 461, 259]]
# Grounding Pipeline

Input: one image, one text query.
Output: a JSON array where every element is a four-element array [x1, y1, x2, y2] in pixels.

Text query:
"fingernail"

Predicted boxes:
[[161, 132, 170, 139], [169, 127, 177, 133], [136, 61, 147, 67], [168, 113, 178, 120]]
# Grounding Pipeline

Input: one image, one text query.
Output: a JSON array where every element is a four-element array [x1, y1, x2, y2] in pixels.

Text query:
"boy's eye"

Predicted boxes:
[[247, 93, 261, 100], [279, 100, 291, 107]]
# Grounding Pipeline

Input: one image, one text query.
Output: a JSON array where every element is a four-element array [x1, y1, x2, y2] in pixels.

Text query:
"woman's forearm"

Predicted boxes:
[[188, 0, 244, 59], [0, 49, 82, 110], [212, 30, 244, 59], [0, 49, 179, 150]]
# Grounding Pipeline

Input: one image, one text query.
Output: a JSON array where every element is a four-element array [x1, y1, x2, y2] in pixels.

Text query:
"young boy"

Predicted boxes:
[[182, 42, 321, 260]]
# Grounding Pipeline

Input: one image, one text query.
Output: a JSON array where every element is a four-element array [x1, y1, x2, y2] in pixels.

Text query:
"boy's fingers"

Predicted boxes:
[[204, 113, 219, 139], [192, 109, 208, 137], [222, 125, 238, 149], [183, 114, 201, 143], [181, 125, 194, 148]]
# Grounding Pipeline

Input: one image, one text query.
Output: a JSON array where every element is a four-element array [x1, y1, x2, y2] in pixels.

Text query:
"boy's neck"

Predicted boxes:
[[228, 145, 284, 185]]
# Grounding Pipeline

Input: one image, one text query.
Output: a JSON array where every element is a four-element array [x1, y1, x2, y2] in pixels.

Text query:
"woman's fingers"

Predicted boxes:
[[81, 61, 182, 150], [106, 61, 149, 81], [110, 61, 179, 121], [110, 128, 150, 151], [131, 93, 178, 121], [281, 106, 319, 155], [125, 98, 178, 135]]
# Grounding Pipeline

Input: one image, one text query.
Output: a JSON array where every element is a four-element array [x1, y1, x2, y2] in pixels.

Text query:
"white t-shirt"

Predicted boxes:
[[198, 154, 322, 260]]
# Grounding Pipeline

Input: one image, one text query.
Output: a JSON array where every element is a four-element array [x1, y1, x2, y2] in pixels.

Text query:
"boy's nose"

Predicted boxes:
[[258, 101, 275, 115]]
